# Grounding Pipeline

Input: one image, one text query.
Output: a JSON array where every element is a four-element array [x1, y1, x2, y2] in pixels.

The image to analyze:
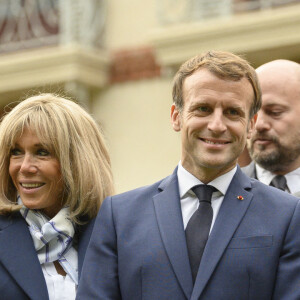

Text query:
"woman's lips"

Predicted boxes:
[[19, 182, 45, 192]]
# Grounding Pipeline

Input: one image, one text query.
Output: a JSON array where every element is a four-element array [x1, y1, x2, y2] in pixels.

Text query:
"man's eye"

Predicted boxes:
[[270, 111, 282, 117], [37, 149, 49, 156], [227, 109, 239, 116], [10, 148, 21, 156], [198, 106, 210, 112]]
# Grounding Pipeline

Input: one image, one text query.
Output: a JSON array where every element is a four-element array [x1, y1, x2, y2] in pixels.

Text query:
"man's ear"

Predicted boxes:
[[171, 104, 181, 132], [247, 114, 256, 138]]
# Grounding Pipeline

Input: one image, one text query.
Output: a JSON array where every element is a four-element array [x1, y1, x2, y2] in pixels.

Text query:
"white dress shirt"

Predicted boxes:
[[177, 162, 237, 231], [256, 164, 300, 194], [42, 246, 77, 300]]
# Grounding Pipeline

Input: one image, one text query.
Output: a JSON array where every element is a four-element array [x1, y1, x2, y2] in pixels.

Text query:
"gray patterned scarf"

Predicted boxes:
[[19, 197, 78, 284]]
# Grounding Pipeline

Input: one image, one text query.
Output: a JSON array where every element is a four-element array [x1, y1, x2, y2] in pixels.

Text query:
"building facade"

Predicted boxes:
[[0, 0, 299, 192]]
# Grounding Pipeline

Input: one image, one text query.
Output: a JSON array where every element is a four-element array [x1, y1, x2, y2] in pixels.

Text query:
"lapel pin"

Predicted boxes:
[[237, 195, 244, 201]]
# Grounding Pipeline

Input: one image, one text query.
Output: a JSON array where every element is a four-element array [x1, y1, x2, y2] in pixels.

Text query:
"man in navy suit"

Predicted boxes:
[[77, 51, 300, 300], [243, 60, 300, 196]]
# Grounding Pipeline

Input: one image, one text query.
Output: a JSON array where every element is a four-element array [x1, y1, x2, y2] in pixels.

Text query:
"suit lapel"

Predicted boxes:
[[153, 171, 193, 299], [77, 218, 95, 277], [0, 214, 49, 300], [191, 167, 254, 299]]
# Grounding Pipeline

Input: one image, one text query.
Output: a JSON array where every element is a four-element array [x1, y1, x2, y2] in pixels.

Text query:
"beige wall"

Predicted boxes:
[[105, 0, 158, 49], [100, 0, 183, 193], [93, 77, 181, 193]]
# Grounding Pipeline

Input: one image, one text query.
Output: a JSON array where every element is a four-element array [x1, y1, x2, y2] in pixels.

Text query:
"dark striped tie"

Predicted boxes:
[[185, 184, 216, 283], [270, 175, 287, 191]]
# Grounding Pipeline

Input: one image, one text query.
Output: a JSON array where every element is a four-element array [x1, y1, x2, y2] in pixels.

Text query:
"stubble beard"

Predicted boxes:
[[249, 137, 300, 173]]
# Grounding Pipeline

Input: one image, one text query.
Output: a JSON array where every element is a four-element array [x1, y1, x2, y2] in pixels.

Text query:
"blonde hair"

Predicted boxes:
[[0, 93, 114, 223], [173, 50, 261, 118]]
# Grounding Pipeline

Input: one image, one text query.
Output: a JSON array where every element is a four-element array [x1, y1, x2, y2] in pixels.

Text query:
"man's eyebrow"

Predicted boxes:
[[264, 103, 288, 108]]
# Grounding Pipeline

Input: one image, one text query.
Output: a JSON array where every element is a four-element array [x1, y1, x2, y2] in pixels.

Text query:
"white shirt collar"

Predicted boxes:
[[256, 164, 300, 194], [255, 164, 274, 186], [177, 162, 237, 199]]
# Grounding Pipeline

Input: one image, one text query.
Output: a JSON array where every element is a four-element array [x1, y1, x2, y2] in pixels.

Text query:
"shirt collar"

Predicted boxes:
[[256, 164, 300, 194], [177, 162, 237, 199], [255, 164, 274, 185]]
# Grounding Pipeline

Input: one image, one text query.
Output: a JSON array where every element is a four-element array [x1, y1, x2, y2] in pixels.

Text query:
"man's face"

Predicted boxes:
[[171, 68, 255, 182], [248, 74, 300, 173]]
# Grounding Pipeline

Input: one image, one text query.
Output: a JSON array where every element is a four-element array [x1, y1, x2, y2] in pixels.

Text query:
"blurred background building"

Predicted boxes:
[[0, 0, 299, 192]]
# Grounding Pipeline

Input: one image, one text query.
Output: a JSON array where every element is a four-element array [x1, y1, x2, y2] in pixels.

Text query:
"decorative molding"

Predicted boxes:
[[0, 0, 59, 52], [150, 4, 300, 68], [156, 0, 300, 25], [0, 0, 107, 53], [110, 47, 161, 83], [0, 45, 110, 94], [157, 0, 232, 25]]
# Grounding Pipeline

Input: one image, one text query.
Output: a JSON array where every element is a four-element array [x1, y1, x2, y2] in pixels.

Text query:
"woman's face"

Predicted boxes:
[[9, 127, 64, 218]]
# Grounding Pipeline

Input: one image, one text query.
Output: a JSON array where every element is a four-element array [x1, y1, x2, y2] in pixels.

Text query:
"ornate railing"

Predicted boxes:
[[157, 0, 300, 24], [0, 0, 107, 53]]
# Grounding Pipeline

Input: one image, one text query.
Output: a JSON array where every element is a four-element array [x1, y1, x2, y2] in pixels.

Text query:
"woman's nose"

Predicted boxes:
[[19, 154, 37, 174]]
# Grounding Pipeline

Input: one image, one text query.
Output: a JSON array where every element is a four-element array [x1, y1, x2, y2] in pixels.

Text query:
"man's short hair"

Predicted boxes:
[[172, 50, 262, 118]]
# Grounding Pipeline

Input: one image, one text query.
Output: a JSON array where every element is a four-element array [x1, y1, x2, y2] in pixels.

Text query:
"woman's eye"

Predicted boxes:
[[10, 148, 21, 156], [37, 149, 49, 156]]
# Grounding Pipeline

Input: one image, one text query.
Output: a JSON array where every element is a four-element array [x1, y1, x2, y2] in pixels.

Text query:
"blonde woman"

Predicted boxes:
[[0, 94, 114, 300]]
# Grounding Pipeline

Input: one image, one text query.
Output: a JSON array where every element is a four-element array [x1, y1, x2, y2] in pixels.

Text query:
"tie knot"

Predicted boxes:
[[192, 184, 216, 203], [270, 175, 287, 191]]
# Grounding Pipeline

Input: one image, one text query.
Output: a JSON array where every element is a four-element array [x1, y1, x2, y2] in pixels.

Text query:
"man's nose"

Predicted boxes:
[[207, 111, 227, 133], [255, 111, 271, 132]]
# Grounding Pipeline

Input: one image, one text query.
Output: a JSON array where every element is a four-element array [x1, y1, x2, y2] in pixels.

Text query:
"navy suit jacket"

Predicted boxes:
[[77, 167, 300, 300], [0, 212, 95, 300]]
